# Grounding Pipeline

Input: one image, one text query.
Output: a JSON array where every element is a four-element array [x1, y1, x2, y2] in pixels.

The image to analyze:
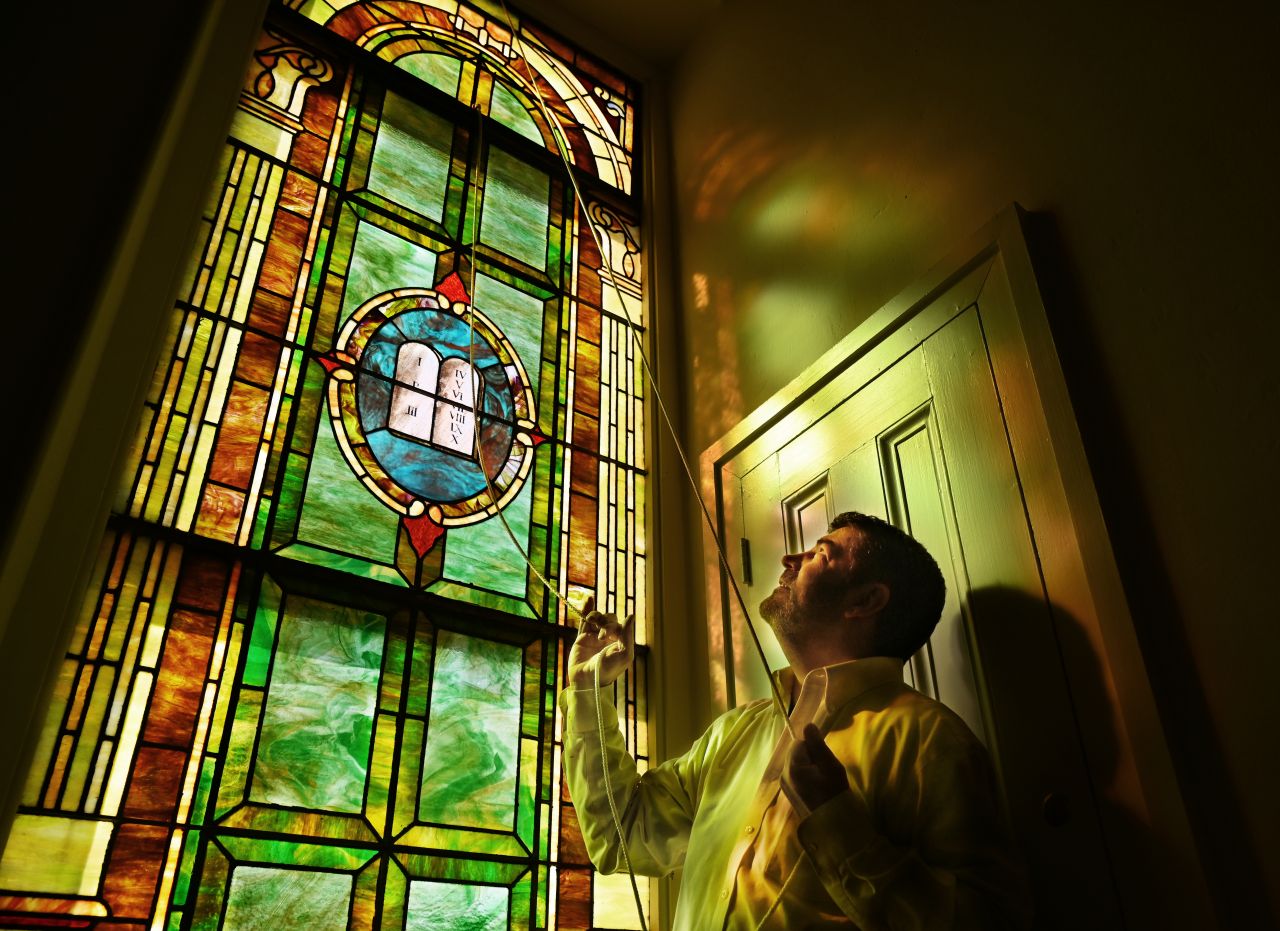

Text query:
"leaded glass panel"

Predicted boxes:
[[1, 2, 650, 929]]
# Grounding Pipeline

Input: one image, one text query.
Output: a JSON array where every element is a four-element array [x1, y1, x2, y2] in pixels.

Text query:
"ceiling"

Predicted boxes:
[[527, 0, 722, 72]]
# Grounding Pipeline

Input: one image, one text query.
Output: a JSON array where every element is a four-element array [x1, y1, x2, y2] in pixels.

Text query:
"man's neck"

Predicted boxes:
[[777, 636, 863, 681]]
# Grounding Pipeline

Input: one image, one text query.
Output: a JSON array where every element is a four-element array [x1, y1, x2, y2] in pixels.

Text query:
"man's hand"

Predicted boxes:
[[783, 723, 852, 816], [567, 597, 634, 689]]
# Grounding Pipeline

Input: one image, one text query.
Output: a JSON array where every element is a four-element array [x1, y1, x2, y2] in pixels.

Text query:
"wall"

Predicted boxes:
[[0, 0, 268, 849], [667, 0, 1276, 926]]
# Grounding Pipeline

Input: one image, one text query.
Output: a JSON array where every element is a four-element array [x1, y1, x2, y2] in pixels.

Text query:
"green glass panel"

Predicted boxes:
[[191, 758, 215, 826], [191, 842, 229, 931], [425, 582, 535, 620], [480, 148, 549, 269], [399, 856, 525, 885], [511, 871, 532, 928], [382, 859, 408, 931], [368, 91, 453, 222], [517, 737, 537, 846], [380, 625, 409, 711], [396, 825, 525, 858], [537, 865, 549, 928], [406, 880, 507, 931], [341, 221, 440, 324], [393, 719, 424, 837], [538, 804, 550, 860], [419, 632, 521, 830], [398, 53, 463, 97], [220, 836, 375, 870], [252, 597, 385, 812], [367, 712, 395, 834], [244, 577, 280, 687], [0, 815, 111, 896], [472, 273, 545, 392], [216, 690, 262, 819], [440, 479, 533, 600], [296, 419, 399, 562], [407, 627, 434, 718], [490, 83, 541, 144], [224, 866, 352, 931], [173, 830, 201, 906], [219, 805, 374, 843], [273, 543, 408, 588]]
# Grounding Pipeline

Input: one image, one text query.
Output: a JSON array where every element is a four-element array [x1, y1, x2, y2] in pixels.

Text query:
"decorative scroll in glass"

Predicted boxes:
[[2, 3, 652, 930]]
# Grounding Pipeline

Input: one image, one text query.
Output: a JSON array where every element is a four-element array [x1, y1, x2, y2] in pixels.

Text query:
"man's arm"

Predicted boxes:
[[559, 601, 704, 877], [784, 721, 1032, 930]]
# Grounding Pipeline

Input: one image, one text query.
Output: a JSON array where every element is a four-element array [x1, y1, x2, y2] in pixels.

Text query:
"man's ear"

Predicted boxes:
[[843, 581, 890, 620]]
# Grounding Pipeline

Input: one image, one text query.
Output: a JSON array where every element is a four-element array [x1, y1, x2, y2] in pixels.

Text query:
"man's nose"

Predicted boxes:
[[781, 552, 803, 569]]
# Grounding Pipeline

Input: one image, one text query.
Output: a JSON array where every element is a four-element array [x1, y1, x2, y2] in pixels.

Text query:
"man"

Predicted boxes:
[[561, 511, 1031, 930]]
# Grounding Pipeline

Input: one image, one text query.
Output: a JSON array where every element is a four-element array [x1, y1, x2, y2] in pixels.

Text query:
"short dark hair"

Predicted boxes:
[[829, 511, 946, 660]]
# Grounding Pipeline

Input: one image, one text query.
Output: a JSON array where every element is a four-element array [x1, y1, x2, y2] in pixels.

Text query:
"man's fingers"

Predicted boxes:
[[575, 599, 634, 662], [803, 723, 832, 756], [790, 743, 812, 768]]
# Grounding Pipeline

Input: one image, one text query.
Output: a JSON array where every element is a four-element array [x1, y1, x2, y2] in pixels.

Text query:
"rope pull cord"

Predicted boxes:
[[441, 5, 804, 927], [595, 650, 648, 930], [460, 78, 651, 931], [480, 0, 797, 736]]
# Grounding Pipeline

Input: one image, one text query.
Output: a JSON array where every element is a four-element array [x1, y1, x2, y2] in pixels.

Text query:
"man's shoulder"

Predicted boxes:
[[694, 696, 782, 750], [709, 695, 781, 731], [844, 683, 986, 753]]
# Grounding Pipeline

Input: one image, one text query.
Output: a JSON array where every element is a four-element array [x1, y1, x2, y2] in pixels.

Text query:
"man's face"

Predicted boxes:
[[759, 525, 864, 637]]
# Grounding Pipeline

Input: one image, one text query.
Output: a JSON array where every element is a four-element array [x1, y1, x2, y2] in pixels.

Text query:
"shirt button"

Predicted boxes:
[[719, 889, 729, 900], [745, 825, 754, 834]]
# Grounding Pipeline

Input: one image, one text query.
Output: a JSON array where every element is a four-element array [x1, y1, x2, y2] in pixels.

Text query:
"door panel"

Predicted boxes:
[[727, 305, 1122, 928], [827, 442, 883, 521], [881, 403, 984, 732]]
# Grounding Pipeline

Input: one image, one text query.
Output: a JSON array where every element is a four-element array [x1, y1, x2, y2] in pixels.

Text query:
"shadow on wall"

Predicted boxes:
[[968, 586, 1209, 931], [1019, 213, 1273, 931]]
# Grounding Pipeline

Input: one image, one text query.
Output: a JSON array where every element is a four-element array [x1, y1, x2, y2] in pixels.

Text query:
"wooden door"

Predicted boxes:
[[706, 214, 1132, 929], [738, 328, 988, 743]]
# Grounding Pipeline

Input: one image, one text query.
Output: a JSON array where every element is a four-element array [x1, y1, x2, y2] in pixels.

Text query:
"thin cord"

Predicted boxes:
[[462, 79, 649, 931], [462, 90, 582, 620], [490, 0, 797, 738], [452, 9, 801, 929], [595, 657, 648, 930]]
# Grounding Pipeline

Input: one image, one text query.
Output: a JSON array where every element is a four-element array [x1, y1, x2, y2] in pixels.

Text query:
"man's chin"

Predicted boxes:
[[758, 592, 788, 625]]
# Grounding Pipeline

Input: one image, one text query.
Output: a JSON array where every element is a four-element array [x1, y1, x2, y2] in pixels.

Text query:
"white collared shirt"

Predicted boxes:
[[560, 657, 1030, 930]]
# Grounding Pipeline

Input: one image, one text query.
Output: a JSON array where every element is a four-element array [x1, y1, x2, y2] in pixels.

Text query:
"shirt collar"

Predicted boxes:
[[772, 656, 904, 724]]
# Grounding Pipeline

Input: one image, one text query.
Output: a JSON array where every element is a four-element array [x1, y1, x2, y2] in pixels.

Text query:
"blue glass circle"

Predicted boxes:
[[354, 309, 517, 503]]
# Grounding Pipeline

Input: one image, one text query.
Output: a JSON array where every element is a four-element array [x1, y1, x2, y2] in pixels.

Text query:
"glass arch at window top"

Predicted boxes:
[[291, 0, 639, 198]]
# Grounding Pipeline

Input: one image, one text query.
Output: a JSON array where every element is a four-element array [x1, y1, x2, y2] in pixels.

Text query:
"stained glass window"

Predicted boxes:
[[0, 2, 649, 929]]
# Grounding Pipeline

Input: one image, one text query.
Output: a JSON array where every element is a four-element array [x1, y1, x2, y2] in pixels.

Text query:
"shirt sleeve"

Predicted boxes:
[[560, 685, 711, 878], [793, 718, 1033, 931]]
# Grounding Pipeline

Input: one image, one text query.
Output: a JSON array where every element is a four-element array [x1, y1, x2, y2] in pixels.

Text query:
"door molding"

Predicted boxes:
[[700, 205, 1214, 928]]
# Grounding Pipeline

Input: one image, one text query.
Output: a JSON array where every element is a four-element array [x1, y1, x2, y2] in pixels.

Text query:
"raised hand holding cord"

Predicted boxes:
[[568, 596, 635, 689]]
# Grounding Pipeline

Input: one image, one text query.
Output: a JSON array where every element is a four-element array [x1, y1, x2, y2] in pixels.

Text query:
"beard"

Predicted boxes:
[[760, 583, 805, 638], [760, 573, 850, 641]]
